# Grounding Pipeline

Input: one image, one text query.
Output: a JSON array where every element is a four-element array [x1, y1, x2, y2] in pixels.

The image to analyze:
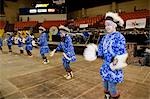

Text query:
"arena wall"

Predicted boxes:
[[68, 0, 149, 19], [2, 0, 149, 22], [19, 14, 67, 23], [4, 0, 31, 23]]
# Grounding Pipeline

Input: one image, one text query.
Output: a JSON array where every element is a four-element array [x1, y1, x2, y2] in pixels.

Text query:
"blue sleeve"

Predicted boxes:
[[26, 37, 29, 44], [98, 36, 105, 57], [65, 36, 76, 58], [39, 34, 46, 46], [26, 37, 32, 44], [11, 37, 14, 42], [112, 33, 127, 56], [7, 37, 13, 43], [66, 36, 73, 51], [56, 42, 63, 51]]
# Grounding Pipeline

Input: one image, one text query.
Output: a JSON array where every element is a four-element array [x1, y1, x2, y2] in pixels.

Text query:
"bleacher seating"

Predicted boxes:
[[0, 21, 6, 29], [41, 20, 66, 29], [14, 21, 38, 29], [12, 10, 150, 30], [119, 10, 150, 21], [97, 10, 150, 28], [73, 15, 103, 27]]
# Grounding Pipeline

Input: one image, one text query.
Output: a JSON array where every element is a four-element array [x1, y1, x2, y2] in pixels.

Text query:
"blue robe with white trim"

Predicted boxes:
[[98, 32, 127, 83], [56, 35, 76, 62], [7, 36, 13, 46], [25, 35, 32, 51], [18, 36, 24, 47], [39, 32, 50, 55]]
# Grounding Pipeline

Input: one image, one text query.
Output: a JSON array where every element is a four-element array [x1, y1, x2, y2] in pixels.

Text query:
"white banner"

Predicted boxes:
[[125, 18, 146, 29], [79, 24, 88, 28], [53, 0, 65, 4]]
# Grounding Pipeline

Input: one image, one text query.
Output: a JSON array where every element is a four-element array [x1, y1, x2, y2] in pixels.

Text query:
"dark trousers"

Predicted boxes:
[[0, 47, 2, 51], [63, 60, 72, 72], [26, 50, 32, 56], [41, 54, 48, 62], [20, 50, 24, 54], [8, 45, 12, 52]]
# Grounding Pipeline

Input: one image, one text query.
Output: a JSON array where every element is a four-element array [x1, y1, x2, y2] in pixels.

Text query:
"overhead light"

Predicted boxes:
[[29, 9, 37, 13], [35, 4, 49, 8], [48, 9, 55, 12], [53, 0, 65, 4], [37, 9, 47, 13]]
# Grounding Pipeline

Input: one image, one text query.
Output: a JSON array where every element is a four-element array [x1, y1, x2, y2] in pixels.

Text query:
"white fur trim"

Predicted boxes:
[[83, 43, 98, 61], [110, 53, 128, 71], [59, 25, 70, 33], [26, 31, 30, 35], [39, 26, 46, 31], [105, 12, 124, 27]]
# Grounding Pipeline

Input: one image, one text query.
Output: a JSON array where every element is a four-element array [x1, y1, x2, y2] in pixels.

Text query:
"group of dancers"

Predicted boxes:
[[0, 12, 128, 99], [0, 25, 76, 80]]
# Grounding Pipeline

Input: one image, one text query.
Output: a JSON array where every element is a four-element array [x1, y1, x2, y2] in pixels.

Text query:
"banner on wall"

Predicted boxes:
[[53, 0, 65, 4], [125, 18, 146, 29], [79, 24, 88, 28]]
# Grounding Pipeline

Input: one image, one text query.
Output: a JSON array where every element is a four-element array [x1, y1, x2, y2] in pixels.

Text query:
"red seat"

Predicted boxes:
[[14, 21, 38, 29], [0, 21, 6, 29], [41, 20, 66, 29]]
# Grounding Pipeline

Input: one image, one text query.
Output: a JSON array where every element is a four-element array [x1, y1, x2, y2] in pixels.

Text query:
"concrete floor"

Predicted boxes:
[[0, 45, 150, 99]]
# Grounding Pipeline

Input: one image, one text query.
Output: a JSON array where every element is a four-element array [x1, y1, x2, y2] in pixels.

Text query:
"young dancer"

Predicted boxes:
[[7, 33, 14, 53], [18, 31, 24, 54], [38, 26, 50, 64], [25, 31, 33, 57], [98, 12, 127, 99], [50, 25, 76, 79]]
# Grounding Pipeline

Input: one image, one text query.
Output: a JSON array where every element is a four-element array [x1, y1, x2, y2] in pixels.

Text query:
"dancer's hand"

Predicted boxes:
[[50, 49, 56, 57], [63, 53, 71, 61], [112, 58, 118, 66]]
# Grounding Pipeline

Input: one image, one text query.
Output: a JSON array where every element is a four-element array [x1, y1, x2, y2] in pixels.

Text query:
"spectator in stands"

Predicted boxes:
[[17, 31, 24, 54], [98, 12, 127, 99], [0, 37, 3, 53], [50, 25, 76, 79], [7, 33, 14, 53], [25, 31, 33, 57], [38, 26, 50, 64]]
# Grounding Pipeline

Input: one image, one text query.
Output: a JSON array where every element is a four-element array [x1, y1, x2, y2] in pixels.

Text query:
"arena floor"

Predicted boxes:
[[0, 45, 150, 99]]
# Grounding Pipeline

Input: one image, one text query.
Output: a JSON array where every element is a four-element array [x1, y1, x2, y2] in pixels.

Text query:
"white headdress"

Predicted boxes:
[[39, 26, 46, 31], [26, 31, 30, 35], [105, 12, 124, 27]]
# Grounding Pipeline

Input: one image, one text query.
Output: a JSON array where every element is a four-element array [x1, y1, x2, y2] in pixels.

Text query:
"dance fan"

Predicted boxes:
[[83, 43, 98, 61]]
